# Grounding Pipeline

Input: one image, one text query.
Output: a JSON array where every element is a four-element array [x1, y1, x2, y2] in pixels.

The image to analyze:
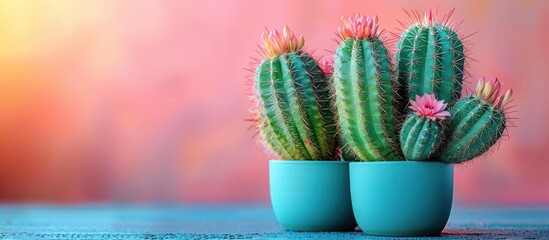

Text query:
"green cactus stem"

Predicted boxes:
[[254, 26, 337, 160], [338, 135, 359, 161], [396, 9, 465, 107], [319, 58, 359, 161], [333, 14, 402, 161], [401, 115, 444, 161]]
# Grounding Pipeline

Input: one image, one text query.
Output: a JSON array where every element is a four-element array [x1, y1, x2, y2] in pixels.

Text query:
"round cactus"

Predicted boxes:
[[440, 77, 513, 163], [400, 94, 450, 161]]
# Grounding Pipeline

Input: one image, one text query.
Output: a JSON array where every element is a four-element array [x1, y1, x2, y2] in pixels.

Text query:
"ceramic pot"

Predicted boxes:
[[349, 161, 453, 237], [269, 160, 357, 231]]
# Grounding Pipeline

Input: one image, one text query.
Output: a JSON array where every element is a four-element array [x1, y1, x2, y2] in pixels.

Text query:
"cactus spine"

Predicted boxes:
[[338, 135, 359, 161], [396, 9, 465, 106], [400, 94, 449, 161], [333, 14, 402, 161], [440, 77, 512, 163], [253, 26, 337, 160]]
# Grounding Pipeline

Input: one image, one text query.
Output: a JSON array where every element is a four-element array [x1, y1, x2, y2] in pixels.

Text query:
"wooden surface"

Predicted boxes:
[[1, 204, 548, 239]]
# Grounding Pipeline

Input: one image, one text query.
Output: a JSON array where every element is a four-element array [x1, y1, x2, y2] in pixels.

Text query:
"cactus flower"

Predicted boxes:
[[409, 94, 450, 121], [337, 13, 379, 40], [319, 58, 334, 76], [475, 77, 513, 109], [421, 9, 434, 27], [259, 25, 304, 58]]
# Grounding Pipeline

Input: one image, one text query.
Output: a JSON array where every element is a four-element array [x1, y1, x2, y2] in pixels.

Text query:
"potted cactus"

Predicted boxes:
[[248, 26, 356, 231], [330, 11, 514, 236], [247, 8, 514, 236]]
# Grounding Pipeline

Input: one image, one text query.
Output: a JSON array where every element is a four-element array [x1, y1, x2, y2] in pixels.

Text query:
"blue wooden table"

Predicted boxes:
[[1, 204, 548, 239]]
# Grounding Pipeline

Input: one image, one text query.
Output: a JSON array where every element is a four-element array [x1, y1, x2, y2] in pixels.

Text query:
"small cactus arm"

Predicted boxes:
[[440, 77, 513, 163], [396, 9, 466, 107], [400, 94, 450, 161], [252, 26, 337, 160], [333, 14, 403, 161]]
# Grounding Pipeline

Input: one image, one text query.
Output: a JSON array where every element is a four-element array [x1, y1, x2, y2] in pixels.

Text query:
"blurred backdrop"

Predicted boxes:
[[0, 0, 547, 204]]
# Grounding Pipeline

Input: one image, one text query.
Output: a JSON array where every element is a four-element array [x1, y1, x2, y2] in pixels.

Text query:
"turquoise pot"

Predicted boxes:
[[269, 160, 357, 231], [349, 161, 453, 237]]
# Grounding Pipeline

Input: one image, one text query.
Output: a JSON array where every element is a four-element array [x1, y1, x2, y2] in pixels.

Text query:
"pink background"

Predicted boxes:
[[0, 0, 547, 204]]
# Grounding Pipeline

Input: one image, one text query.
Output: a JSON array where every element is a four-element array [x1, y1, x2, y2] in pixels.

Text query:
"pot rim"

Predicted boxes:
[[350, 161, 452, 166], [269, 160, 350, 164]]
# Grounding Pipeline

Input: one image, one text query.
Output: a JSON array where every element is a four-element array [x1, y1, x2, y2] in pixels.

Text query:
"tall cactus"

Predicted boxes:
[[441, 77, 513, 163], [396, 9, 465, 107], [400, 94, 449, 161], [333, 14, 402, 161], [319, 58, 359, 161], [252, 26, 337, 160]]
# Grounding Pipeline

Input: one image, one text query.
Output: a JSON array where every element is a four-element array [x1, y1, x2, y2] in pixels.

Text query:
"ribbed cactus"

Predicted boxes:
[[396, 9, 465, 107], [333, 14, 402, 161], [252, 26, 337, 160], [319, 58, 359, 161], [441, 77, 513, 163], [400, 94, 449, 161]]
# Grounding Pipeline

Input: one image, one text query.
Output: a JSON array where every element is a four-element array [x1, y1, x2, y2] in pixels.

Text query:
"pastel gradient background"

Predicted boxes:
[[0, 0, 547, 204]]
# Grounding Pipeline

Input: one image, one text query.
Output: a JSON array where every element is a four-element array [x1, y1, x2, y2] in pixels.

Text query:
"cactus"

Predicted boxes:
[[396, 9, 465, 107], [252, 26, 337, 160], [440, 77, 513, 163], [333, 14, 402, 161], [319, 58, 359, 161], [400, 94, 450, 161]]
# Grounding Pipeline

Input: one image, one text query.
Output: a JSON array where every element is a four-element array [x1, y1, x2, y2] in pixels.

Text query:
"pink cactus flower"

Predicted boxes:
[[319, 58, 334, 76], [475, 77, 513, 109], [337, 13, 379, 40], [422, 9, 434, 27], [259, 25, 304, 58], [409, 93, 450, 121]]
